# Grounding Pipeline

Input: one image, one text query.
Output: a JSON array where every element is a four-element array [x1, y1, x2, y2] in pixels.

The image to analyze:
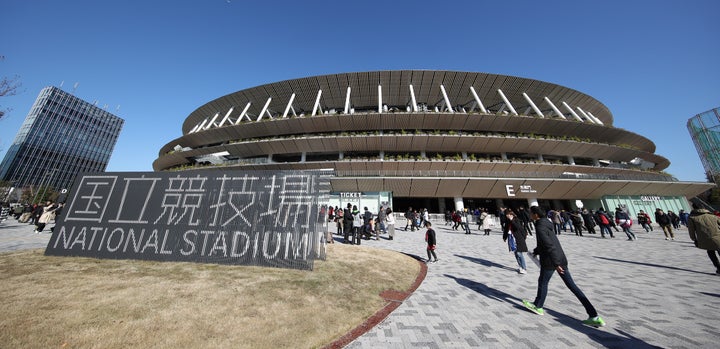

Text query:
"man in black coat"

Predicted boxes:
[[522, 206, 605, 328]]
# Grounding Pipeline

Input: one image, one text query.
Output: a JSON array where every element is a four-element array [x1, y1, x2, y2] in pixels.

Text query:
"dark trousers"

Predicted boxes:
[[534, 267, 598, 318], [352, 227, 361, 245], [343, 223, 352, 242], [707, 250, 720, 270]]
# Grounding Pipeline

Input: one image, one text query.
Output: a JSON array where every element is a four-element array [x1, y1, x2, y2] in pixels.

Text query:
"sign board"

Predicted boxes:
[[45, 169, 331, 270]]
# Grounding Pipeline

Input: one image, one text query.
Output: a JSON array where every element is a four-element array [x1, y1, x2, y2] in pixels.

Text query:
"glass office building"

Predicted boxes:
[[0, 86, 124, 191], [688, 107, 720, 182]]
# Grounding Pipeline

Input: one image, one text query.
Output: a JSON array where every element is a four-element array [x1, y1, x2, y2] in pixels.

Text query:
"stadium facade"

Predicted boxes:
[[153, 70, 713, 215], [0, 86, 124, 192]]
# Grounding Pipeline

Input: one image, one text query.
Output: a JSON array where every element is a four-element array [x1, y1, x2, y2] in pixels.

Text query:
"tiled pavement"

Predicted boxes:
[[340, 221, 720, 349], [2, 218, 719, 348]]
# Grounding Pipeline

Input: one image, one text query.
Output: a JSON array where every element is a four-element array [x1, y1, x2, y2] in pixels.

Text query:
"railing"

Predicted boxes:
[[334, 169, 677, 182]]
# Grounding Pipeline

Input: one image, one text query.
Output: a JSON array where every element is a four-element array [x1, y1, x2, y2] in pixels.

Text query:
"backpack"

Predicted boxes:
[[599, 213, 609, 225]]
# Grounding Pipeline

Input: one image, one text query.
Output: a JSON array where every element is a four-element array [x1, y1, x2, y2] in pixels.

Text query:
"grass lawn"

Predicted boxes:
[[0, 244, 420, 348]]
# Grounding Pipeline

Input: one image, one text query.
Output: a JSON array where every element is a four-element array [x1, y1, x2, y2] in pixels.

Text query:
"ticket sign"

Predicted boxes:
[[45, 169, 331, 270]]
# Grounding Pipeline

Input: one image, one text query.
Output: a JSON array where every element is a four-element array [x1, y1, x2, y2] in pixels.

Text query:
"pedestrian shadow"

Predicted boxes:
[[594, 256, 713, 275], [455, 254, 516, 272], [699, 291, 720, 298], [445, 274, 663, 349]]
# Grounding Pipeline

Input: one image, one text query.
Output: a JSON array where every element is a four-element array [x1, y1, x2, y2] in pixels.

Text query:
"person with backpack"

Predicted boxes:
[[687, 203, 720, 274], [595, 208, 614, 238]]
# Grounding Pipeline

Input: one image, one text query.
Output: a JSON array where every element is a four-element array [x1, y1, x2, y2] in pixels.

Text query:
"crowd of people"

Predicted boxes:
[[0, 201, 63, 234]]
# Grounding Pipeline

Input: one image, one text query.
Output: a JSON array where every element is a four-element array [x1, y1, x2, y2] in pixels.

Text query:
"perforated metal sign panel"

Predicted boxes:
[[45, 169, 332, 270]]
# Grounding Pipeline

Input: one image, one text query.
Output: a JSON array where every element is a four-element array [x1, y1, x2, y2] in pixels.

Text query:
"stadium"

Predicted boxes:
[[153, 70, 713, 214]]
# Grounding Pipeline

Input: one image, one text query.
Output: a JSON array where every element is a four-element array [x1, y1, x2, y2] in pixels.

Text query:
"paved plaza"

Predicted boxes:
[[340, 220, 719, 349], [2, 217, 719, 348]]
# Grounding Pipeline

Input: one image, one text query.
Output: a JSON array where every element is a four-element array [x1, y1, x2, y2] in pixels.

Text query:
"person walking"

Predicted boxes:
[[656, 208, 675, 240], [637, 210, 653, 232], [35, 201, 59, 233], [480, 209, 492, 235], [570, 210, 584, 236], [503, 209, 528, 274], [687, 203, 720, 274], [424, 221, 439, 263], [386, 207, 396, 240], [522, 206, 606, 328], [581, 208, 597, 235], [615, 207, 636, 241]]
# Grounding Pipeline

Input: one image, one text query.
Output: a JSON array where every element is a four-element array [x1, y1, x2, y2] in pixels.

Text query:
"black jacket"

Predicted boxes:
[[503, 218, 528, 252], [425, 228, 436, 246], [533, 218, 568, 270]]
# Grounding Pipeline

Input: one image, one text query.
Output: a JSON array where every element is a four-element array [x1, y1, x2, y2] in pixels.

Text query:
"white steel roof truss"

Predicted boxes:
[[195, 118, 209, 132], [522, 93, 544, 117], [204, 112, 220, 130], [440, 85, 454, 113], [409, 84, 418, 112], [469, 86, 488, 113], [344, 87, 351, 114], [575, 107, 597, 124], [497, 89, 518, 115], [378, 85, 382, 113], [544, 97, 566, 120], [256, 97, 272, 122], [311, 89, 323, 116], [282, 93, 296, 118], [587, 112, 603, 125], [562, 101, 584, 122], [218, 107, 235, 127], [235, 102, 252, 124]]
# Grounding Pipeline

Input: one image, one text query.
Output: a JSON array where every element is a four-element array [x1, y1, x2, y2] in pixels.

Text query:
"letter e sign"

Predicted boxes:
[[505, 185, 516, 197]]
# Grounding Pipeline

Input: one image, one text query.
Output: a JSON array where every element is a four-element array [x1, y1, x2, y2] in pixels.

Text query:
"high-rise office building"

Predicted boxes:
[[0, 86, 124, 191], [688, 106, 720, 182]]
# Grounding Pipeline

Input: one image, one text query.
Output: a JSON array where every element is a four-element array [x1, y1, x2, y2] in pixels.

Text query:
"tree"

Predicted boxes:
[[0, 55, 23, 121], [20, 185, 58, 205]]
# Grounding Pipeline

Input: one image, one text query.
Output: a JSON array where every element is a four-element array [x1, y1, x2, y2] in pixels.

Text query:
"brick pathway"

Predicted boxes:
[[342, 221, 720, 349]]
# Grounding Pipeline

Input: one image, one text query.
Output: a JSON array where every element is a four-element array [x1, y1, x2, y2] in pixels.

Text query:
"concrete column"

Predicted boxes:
[[379, 151, 385, 161], [501, 152, 508, 160], [438, 198, 446, 213], [462, 152, 468, 160], [267, 154, 273, 163], [593, 158, 600, 166], [537, 154, 544, 161], [527, 198, 539, 207], [421, 151, 426, 159], [454, 197, 464, 212], [568, 156, 575, 165], [339, 152, 344, 160], [301, 152, 306, 163]]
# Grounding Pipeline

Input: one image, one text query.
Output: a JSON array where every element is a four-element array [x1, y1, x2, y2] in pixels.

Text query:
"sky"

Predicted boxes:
[[1, 0, 718, 182]]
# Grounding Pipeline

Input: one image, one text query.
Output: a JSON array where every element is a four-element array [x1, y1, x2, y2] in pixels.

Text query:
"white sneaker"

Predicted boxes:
[[518, 268, 527, 274]]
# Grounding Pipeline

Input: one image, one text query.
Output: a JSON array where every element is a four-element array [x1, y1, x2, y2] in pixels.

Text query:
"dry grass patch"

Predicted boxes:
[[0, 244, 420, 349]]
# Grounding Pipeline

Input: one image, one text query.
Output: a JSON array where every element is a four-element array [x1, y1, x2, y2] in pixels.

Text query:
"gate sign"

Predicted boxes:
[[45, 169, 331, 270]]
